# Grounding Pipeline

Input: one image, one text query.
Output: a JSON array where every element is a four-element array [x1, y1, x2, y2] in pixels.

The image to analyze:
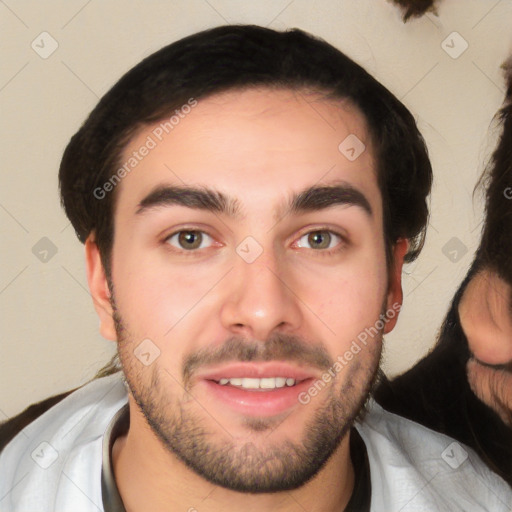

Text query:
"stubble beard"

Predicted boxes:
[[112, 299, 385, 493]]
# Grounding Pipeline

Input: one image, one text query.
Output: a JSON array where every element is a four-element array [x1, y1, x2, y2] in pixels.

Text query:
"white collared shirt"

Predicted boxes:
[[1, 372, 510, 511]]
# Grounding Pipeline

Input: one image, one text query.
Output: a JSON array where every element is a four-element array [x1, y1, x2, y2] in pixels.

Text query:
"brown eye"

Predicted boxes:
[[166, 230, 212, 251], [297, 230, 341, 251], [308, 231, 331, 249]]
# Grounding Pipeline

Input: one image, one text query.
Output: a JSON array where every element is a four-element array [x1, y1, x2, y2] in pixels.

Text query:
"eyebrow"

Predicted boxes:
[[136, 185, 243, 217], [135, 182, 373, 220], [289, 182, 372, 218]]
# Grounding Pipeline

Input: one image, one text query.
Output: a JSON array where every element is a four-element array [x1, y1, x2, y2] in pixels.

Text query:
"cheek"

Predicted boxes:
[[111, 244, 226, 340], [293, 250, 388, 342]]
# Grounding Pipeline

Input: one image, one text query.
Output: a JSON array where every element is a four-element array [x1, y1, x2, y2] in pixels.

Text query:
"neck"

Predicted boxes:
[[112, 395, 355, 512]]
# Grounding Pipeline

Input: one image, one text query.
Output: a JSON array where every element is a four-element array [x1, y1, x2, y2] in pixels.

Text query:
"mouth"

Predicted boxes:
[[214, 376, 308, 390], [195, 362, 320, 417]]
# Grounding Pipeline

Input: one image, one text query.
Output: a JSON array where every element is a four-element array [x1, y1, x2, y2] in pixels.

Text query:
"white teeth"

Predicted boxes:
[[217, 377, 297, 389], [242, 378, 260, 389], [275, 377, 286, 388], [259, 378, 275, 389]]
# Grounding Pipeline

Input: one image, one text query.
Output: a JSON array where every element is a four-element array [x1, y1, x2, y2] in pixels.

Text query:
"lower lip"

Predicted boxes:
[[200, 379, 315, 417]]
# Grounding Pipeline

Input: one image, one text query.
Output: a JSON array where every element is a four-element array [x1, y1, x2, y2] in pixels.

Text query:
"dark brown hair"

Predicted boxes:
[[476, 57, 512, 285]]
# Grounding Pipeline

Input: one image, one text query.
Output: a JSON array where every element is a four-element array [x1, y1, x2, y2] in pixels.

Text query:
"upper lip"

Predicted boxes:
[[195, 362, 322, 383]]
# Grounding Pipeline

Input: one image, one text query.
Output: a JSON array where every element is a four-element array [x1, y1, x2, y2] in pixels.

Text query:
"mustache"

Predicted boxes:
[[182, 333, 334, 384]]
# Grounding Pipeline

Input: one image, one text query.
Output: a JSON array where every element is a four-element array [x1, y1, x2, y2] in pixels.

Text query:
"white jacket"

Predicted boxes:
[[0, 373, 510, 511]]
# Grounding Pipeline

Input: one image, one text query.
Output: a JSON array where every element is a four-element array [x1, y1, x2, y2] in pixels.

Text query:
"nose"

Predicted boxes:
[[219, 246, 303, 341]]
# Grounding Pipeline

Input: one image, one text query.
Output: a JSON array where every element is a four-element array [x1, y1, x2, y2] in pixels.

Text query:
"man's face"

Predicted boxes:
[[93, 88, 402, 491]]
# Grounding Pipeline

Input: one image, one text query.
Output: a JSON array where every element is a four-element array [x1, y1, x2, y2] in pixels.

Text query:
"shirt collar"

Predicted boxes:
[[101, 403, 129, 512]]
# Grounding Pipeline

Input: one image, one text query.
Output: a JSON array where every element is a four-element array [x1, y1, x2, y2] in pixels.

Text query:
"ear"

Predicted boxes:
[[383, 238, 408, 334], [85, 234, 117, 341]]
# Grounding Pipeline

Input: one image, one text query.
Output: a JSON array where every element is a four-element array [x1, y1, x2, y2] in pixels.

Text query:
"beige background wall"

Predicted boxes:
[[1, 0, 511, 417]]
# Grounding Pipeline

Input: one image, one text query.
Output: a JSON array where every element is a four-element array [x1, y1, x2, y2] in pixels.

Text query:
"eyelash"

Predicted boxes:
[[163, 227, 347, 257]]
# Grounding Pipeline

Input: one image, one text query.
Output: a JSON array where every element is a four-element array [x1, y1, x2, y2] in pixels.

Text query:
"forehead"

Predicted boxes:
[[114, 87, 380, 219]]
